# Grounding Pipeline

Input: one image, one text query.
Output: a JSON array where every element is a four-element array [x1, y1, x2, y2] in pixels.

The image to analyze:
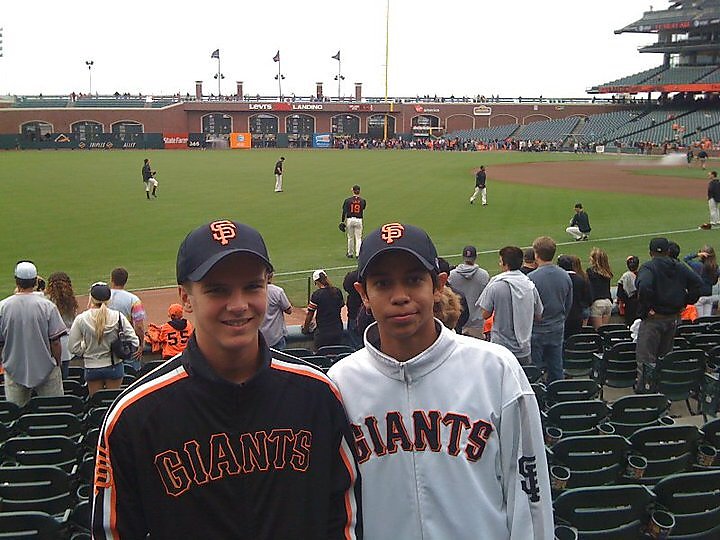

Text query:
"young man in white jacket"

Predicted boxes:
[[328, 222, 553, 540]]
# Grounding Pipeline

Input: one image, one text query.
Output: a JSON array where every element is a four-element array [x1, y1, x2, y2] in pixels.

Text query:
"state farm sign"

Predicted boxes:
[[164, 133, 189, 149]]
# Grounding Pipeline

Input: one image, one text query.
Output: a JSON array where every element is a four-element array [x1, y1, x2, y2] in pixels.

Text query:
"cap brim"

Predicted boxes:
[[185, 249, 273, 282], [359, 247, 436, 278]]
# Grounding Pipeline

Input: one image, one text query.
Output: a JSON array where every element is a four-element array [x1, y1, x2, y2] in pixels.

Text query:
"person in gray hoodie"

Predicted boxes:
[[448, 245, 490, 338], [478, 246, 543, 365]]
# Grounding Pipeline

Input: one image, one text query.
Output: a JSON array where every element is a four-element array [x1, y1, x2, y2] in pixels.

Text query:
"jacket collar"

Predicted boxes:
[[363, 320, 457, 382], [180, 333, 272, 389]]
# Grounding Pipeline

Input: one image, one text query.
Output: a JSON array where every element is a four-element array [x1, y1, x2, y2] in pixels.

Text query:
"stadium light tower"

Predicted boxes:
[[332, 50, 344, 99], [85, 60, 94, 96]]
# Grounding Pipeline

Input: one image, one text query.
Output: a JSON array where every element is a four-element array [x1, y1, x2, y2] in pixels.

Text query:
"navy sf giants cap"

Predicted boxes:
[[176, 219, 273, 283], [357, 222, 439, 279]]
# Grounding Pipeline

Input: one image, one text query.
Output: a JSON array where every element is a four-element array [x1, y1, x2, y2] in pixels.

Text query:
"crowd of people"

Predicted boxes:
[[1, 214, 718, 537]]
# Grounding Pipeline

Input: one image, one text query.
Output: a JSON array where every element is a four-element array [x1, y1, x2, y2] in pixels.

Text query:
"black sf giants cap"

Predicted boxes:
[[176, 219, 273, 283], [357, 222, 439, 279]]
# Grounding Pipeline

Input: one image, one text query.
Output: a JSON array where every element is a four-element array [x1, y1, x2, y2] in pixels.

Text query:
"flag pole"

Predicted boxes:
[[217, 55, 221, 97], [337, 56, 342, 99], [277, 55, 282, 100], [384, 0, 390, 140]]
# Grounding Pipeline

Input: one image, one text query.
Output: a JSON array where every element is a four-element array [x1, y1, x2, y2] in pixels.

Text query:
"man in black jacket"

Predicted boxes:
[[93, 219, 362, 540], [565, 203, 591, 241], [635, 237, 708, 392]]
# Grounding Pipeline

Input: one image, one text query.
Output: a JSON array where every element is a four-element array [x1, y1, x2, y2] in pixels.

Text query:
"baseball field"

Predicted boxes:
[[0, 148, 714, 313]]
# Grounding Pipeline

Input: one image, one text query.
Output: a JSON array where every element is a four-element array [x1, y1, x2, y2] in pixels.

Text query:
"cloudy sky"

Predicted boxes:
[[1, 0, 662, 99]]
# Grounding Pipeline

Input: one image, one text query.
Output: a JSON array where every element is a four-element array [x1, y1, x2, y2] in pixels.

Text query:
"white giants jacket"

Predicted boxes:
[[328, 321, 553, 540]]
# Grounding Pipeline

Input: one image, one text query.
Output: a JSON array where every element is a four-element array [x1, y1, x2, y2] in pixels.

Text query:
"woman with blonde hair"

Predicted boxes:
[[684, 244, 720, 317], [587, 247, 613, 329], [45, 272, 79, 379], [68, 282, 138, 396]]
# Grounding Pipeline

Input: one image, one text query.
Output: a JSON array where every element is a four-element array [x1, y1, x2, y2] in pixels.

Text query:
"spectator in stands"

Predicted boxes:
[[437, 257, 469, 333], [478, 246, 543, 365], [706, 171, 720, 228], [45, 272, 79, 379], [433, 286, 464, 330], [343, 269, 363, 349], [448, 245, 489, 338], [528, 236, 573, 383], [683, 245, 720, 317], [154, 304, 194, 359], [587, 248, 614, 329], [328, 223, 553, 539], [259, 273, 292, 350], [558, 255, 590, 339], [0, 261, 66, 406], [616, 256, 640, 327], [635, 238, 706, 392], [69, 282, 138, 396], [302, 270, 345, 350], [520, 248, 537, 275], [108, 267, 146, 372], [566, 203, 591, 241], [92, 220, 361, 539]]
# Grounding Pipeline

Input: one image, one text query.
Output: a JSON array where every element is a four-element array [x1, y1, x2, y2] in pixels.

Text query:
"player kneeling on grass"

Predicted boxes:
[[328, 222, 553, 540], [92, 219, 361, 540]]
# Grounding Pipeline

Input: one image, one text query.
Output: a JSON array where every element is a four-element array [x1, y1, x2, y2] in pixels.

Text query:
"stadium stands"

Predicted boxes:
[[594, 65, 666, 88], [513, 116, 580, 144]]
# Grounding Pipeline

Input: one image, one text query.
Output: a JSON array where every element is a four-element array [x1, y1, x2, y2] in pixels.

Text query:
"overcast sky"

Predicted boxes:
[[1, 0, 663, 99]]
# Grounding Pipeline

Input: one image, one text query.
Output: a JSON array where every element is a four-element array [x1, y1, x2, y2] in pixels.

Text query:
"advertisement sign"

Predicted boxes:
[[313, 133, 332, 148], [230, 132, 252, 149], [163, 133, 189, 149], [473, 105, 492, 116]]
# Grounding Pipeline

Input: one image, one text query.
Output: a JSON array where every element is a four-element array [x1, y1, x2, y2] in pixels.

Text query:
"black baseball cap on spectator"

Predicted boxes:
[[90, 282, 112, 302], [463, 245, 477, 259], [176, 219, 273, 283], [649, 237, 669, 254], [357, 222, 439, 279]]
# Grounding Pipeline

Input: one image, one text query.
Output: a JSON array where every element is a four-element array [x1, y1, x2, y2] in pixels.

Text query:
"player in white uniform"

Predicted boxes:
[[328, 222, 553, 540]]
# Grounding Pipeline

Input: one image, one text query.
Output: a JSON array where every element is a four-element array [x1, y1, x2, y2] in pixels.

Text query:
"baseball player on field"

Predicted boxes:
[[92, 219, 362, 539], [469, 165, 487, 205], [341, 184, 366, 258], [328, 222, 553, 540]]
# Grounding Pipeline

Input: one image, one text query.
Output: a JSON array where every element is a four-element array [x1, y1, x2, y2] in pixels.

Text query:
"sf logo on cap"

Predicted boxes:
[[210, 220, 237, 246], [381, 223, 404, 244]]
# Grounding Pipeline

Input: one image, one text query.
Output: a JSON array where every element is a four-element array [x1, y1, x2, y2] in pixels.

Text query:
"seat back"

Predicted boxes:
[[282, 348, 315, 358], [316, 345, 356, 357], [652, 470, 720, 536], [545, 379, 600, 406], [0, 465, 73, 515], [608, 394, 671, 437], [688, 333, 720, 352], [630, 425, 702, 482], [598, 342, 637, 389], [553, 484, 655, 536], [543, 400, 610, 436], [656, 349, 705, 402], [563, 349, 596, 378], [2, 435, 79, 472], [303, 355, 334, 371], [62, 379, 87, 399], [596, 323, 628, 336], [549, 435, 630, 488], [564, 333, 602, 352], [0, 400, 21, 425], [86, 388, 123, 410], [0, 511, 64, 539], [602, 329, 632, 350], [15, 412, 84, 440], [66, 365, 85, 383], [25, 395, 85, 416]]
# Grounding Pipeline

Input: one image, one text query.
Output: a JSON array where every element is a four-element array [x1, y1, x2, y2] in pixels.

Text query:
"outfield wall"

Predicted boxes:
[[0, 101, 627, 140]]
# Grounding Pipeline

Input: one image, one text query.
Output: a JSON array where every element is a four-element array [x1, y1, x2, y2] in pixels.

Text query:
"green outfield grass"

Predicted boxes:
[[0, 149, 713, 306]]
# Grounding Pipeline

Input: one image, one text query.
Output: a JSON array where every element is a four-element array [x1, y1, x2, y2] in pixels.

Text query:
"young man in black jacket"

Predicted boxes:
[[92, 219, 362, 540], [635, 237, 708, 392]]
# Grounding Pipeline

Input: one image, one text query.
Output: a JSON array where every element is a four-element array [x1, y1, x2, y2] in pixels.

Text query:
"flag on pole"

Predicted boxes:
[[210, 49, 220, 59], [332, 50, 340, 61], [273, 50, 280, 63]]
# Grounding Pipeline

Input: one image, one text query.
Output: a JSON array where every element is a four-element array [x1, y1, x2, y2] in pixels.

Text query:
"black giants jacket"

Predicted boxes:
[[92, 335, 362, 540]]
